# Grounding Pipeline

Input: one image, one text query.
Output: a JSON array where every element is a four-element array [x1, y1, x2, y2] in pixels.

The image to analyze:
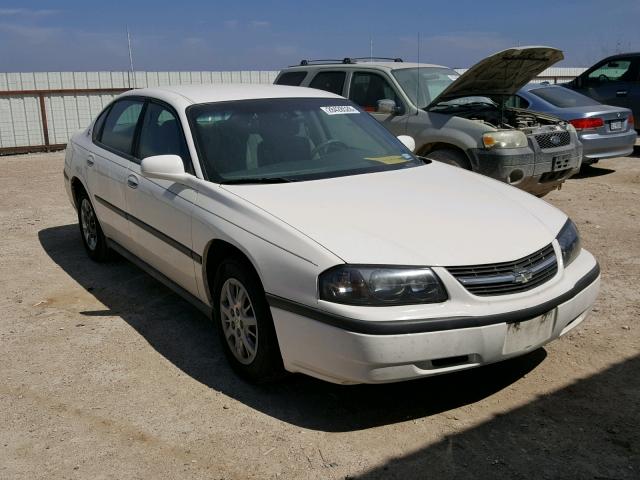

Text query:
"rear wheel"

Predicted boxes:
[[426, 148, 472, 169], [212, 258, 284, 383], [77, 191, 110, 262]]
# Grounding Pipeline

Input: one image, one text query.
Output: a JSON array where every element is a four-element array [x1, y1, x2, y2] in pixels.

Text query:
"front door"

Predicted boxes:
[[124, 100, 200, 297]]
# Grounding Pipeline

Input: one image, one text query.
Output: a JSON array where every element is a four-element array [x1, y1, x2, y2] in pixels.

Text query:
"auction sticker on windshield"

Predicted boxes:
[[320, 105, 359, 115]]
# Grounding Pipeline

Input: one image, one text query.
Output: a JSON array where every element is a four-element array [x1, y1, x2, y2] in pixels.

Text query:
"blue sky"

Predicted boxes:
[[1, 0, 639, 72]]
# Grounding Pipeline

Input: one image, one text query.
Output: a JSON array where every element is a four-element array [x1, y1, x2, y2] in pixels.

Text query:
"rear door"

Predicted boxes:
[[577, 57, 639, 115], [347, 71, 408, 135], [125, 99, 200, 297], [88, 98, 145, 248]]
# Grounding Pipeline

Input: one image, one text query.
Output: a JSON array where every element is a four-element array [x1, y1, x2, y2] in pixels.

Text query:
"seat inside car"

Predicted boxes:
[[257, 114, 311, 167]]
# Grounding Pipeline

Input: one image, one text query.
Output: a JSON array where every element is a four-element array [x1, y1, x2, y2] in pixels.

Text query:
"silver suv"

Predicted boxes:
[[275, 47, 583, 196]]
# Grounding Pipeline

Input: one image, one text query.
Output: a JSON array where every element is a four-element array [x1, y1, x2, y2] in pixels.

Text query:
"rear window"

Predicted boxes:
[[309, 71, 346, 95], [528, 87, 600, 108], [275, 71, 307, 86]]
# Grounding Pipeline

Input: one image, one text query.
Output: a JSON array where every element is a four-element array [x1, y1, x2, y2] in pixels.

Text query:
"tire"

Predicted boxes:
[[426, 148, 472, 169], [77, 190, 110, 262], [212, 257, 284, 383]]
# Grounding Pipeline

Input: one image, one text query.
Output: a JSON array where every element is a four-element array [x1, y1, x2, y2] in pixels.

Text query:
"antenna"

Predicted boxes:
[[416, 32, 421, 115], [369, 34, 373, 62], [126, 25, 135, 88]]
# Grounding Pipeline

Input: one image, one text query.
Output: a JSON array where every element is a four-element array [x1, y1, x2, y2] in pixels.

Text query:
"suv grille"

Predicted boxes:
[[535, 131, 570, 149], [446, 244, 557, 296]]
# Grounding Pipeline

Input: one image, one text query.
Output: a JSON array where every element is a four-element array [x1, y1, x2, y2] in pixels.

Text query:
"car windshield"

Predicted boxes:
[[188, 98, 422, 183], [528, 86, 600, 108], [392, 67, 460, 108], [428, 96, 497, 111]]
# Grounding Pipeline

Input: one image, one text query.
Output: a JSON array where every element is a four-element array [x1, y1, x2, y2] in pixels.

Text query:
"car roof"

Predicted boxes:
[[120, 83, 343, 105], [597, 52, 640, 61], [282, 61, 449, 71], [520, 83, 563, 92]]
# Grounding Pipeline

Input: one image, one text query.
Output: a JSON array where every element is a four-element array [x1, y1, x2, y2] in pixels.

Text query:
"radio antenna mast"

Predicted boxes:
[[126, 25, 135, 88], [369, 34, 373, 62], [416, 32, 421, 115]]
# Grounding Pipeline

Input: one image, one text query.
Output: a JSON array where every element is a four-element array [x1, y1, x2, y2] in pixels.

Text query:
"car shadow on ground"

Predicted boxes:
[[40, 224, 547, 433], [573, 164, 616, 179], [353, 354, 640, 479]]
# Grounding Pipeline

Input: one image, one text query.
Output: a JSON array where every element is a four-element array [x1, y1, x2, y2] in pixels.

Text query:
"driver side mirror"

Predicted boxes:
[[140, 155, 188, 183], [377, 99, 401, 115]]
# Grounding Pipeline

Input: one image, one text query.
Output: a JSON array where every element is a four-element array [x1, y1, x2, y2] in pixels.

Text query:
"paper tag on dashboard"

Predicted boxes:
[[320, 105, 359, 115]]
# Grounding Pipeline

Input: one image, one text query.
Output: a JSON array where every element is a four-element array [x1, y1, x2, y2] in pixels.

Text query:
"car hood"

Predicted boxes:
[[427, 46, 564, 109], [221, 163, 567, 267]]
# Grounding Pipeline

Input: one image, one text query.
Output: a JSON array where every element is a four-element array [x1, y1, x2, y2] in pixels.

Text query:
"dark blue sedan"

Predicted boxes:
[[512, 84, 637, 165]]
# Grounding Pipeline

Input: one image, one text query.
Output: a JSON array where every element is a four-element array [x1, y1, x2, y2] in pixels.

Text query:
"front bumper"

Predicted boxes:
[[469, 137, 583, 196], [579, 129, 637, 161], [269, 248, 599, 384]]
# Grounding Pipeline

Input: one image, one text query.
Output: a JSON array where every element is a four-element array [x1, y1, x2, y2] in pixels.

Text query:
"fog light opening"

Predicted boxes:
[[508, 169, 524, 184]]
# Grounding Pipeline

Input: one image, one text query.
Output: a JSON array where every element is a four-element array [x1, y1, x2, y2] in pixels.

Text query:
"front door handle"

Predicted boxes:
[[86, 154, 95, 167], [616, 90, 628, 97], [127, 174, 139, 189]]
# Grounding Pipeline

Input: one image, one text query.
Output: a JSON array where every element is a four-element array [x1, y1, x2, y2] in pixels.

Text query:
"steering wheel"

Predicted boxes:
[[311, 139, 349, 158], [598, 74, 610, 82]]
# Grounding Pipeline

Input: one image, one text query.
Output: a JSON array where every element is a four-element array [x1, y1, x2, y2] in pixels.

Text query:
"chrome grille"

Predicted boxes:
[[535, 131, 570, 149], [446, 244, 557, 296]]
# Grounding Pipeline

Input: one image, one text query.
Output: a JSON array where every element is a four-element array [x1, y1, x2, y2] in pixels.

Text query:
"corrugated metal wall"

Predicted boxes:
[[0, 71, 279, 152], [0, 68, 583, 154]]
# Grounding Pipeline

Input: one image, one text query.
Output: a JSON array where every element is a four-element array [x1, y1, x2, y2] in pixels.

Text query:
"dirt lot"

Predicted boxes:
[[1, 150, 639, 480]]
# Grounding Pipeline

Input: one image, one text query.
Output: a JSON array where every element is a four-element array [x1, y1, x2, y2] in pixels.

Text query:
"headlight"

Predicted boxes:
[[319, 265, 448, 306], [482, 130, 528, 149], [556, 219, 581, 267]]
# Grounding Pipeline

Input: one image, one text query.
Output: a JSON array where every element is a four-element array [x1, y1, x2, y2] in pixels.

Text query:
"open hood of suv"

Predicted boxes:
[[426, 46, 564, 109]]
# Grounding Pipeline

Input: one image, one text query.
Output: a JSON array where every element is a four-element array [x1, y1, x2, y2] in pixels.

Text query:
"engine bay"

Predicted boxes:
[[461, 108, 568, 134]]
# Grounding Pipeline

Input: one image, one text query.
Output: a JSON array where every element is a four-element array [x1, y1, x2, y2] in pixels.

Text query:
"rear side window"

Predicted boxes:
[[275, 72, 307, 86], [587, 59, 634, 83], [309, 71, 346, 95], [98, 99, 144, 156], [349, 72, 401, 112], [137, 102, 193, 173], [529, 87, 599, 108]]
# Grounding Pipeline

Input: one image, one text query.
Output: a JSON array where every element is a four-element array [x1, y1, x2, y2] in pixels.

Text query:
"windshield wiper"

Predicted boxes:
[[221, 177, 294, 185]]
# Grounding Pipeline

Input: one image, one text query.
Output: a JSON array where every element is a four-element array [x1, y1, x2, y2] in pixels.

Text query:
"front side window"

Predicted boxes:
[[188, 98, 421, 183], [505, 95, 530, 109], [392, 67, 459, 108], [587, 59, 633, 83], [98, 99, 144, 156], [309, 71, 346, 96], [349, 72, 402, 112], [137, 102, 192, 172]]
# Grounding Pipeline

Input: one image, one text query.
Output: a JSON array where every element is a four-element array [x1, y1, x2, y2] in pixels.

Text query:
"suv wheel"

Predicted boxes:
[[427, 149, 472, 169]]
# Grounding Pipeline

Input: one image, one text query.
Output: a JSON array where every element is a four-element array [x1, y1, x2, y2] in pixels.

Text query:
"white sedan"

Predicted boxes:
[[63, 84, 600, 384]]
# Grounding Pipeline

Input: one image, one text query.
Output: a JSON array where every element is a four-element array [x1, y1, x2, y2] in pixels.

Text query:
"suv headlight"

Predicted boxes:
[[319, 265, 448, 306], [556, 219, 581, 267], [482, 130, 528, 149]]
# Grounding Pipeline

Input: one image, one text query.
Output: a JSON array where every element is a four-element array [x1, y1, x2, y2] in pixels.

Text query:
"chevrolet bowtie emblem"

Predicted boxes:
[[513, 268, 534, 284]]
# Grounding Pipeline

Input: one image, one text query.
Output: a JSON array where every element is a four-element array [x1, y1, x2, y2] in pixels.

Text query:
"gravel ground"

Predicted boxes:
[[1, 150, 639, 480]]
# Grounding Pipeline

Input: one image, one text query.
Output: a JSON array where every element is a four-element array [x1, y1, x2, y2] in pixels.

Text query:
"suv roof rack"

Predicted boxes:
[[296, 57, 403, 66]]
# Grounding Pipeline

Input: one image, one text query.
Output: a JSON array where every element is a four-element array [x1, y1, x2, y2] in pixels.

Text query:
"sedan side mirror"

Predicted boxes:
[[397, 135, 416, 153], [140, 155, 188, 183], [377, 99, 400, 115]]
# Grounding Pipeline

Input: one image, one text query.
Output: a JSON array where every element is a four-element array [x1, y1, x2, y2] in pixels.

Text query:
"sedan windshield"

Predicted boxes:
[[188, 98, 421, 183], [392, 67, 460, 108]]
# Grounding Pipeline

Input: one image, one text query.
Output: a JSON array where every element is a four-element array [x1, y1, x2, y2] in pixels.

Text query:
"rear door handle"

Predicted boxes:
[[127, 174, 139, 189], [616, 90, 628, 97], [86, 154, 95, 167]]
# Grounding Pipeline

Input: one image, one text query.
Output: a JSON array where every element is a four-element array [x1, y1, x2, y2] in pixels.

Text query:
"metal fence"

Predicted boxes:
[[0, 68, 585, 155], [0, 71, 279, 155]]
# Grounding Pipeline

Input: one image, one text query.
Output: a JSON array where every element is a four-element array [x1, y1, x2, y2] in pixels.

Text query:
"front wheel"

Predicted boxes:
[[426, 148, 472, 169], [77, 191, 110, 262], [212, 258, 284, 383]]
